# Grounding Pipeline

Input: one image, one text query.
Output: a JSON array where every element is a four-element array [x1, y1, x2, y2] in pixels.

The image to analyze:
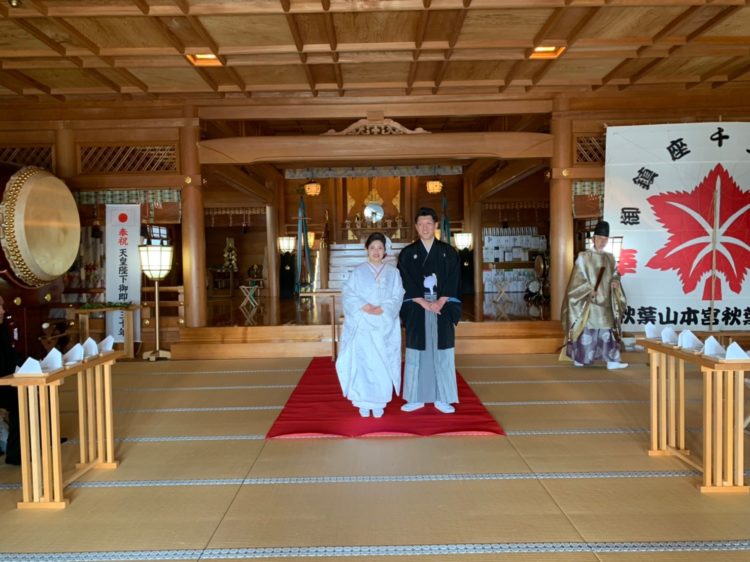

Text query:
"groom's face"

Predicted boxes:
[[415, 216, 436, 242]]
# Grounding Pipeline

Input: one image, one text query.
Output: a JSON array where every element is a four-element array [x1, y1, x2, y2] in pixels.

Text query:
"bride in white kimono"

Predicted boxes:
[[335, 233, 405, 418]]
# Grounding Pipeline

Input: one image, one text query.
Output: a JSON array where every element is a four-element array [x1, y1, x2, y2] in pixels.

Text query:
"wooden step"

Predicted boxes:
[[170, 321, 562, 359]]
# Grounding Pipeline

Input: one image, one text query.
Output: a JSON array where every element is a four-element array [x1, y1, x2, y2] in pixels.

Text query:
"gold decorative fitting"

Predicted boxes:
[[43, 293, 52, 302], [562, 169, 570, 177], [184, 176, 192, 184], [12, 297, 21, 306], [144, 319, 151, 326]]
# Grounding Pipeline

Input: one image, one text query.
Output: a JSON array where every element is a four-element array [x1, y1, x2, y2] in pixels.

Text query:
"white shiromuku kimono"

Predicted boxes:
[[335, 261, 405, 410]]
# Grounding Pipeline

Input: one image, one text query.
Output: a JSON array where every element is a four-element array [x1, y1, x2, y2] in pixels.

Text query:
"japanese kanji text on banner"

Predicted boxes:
[[604, 122, 750, 331], [105, 204, 142, 342]]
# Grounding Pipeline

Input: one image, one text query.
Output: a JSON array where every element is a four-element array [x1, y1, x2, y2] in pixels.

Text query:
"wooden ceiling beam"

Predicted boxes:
[[0, 68, 63, 101], [0, 70, 26, 96], [433, 5, 469, 93], [112, 67, 149, 92], [685, 56, 743, 90], [465, 158, 498, 182], [11, 19, 66, 56], [85, 68, 122, 92], [685, 6, 742, 43], [25, 0, 49, 16], [498, 60, 522, 94], [712, 61, 750, 89], [248, 163, 286, 184], [149, 16, 187, 54], [280, 0, 316, 96], [173, 0, 190, 14], [185, 15, 221, 55], [205, 165, 274, 205], [618, 57, 664, 90], [205, 120, 239, 139], [49, 17, 102, 56], [132, 0, 150, 15], [194, 67, 219, 91], [406, 60, 419, 95], [473, 158, 547, 201]]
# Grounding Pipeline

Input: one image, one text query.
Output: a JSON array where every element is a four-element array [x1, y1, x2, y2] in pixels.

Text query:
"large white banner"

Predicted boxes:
[[604, 122, 750, 331], [105, 205, 141, 342]]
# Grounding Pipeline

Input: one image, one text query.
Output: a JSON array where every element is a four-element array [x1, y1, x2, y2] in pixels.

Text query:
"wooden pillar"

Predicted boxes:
[[180, 121, 207, 327], [549, 99, 574, 321], [54, 126, 76, 179], [471, 201, 483, 297], [328, 178, 339, 244], [265, 204, 279, 297]]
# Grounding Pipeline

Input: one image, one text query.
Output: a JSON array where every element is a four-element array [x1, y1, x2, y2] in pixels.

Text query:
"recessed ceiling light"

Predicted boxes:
[[530, 46, 566, 60], [186, 53, 223, 67]]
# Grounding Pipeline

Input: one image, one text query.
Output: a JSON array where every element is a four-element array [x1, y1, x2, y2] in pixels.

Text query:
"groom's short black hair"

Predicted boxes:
[[414, 207, 438, 223]]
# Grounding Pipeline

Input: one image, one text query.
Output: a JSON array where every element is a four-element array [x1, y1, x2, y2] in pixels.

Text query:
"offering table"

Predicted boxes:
[[0, 351, 124, 509], [640, 339, 748, 493]]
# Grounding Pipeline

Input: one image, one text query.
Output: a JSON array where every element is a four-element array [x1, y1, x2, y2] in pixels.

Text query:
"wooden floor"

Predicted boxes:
[[2, 352, 750, 561]]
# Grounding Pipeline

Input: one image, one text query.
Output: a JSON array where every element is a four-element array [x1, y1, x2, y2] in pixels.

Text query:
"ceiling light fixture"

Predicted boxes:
[[186, 53, 223, 67], [8, 0, 22, 7], [529, 45, 566, 60]]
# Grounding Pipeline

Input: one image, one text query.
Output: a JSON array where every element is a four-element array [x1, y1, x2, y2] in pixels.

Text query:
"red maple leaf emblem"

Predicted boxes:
[[646, 164, 750, 300]]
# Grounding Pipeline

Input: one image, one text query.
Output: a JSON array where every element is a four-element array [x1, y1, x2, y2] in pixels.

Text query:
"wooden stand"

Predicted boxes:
[[641, 339, 748, 494], [0, 351, 124, 509]]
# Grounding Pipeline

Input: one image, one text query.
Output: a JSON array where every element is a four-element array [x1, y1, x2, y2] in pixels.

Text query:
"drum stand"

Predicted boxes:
[[143, 279, 171, 361]]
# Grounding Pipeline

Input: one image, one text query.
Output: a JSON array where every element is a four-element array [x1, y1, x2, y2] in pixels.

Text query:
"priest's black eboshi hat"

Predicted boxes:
[[594, 221, 610, 237]]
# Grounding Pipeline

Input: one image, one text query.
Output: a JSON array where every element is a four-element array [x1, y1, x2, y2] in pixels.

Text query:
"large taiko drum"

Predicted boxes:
[[0, 166, 80, 289]]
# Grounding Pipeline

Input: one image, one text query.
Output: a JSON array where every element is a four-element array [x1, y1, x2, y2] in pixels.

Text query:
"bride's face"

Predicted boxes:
[[367, 240, 385, 264]]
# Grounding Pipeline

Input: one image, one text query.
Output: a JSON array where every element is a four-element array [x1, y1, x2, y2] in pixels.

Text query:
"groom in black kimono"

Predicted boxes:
[[397, 207, 461, 414]]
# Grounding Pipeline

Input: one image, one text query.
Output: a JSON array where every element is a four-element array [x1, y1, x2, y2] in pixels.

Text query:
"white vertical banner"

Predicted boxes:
[[604, 122, 750, 331], [105, 205, 142, 342]]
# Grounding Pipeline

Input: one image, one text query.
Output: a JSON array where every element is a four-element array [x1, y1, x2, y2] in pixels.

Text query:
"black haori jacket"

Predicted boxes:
[[397, 239, 461, 350]]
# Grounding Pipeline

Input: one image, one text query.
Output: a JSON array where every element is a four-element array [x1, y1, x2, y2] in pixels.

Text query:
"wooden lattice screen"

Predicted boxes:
[[79, 144, 178, 174], [575, 135, 606, 164], [0, 145, 54, 169]]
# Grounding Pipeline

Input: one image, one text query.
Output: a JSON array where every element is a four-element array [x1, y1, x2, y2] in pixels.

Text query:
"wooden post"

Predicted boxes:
[[266, 204, 279, 298], [471, 201, 483, 298], [54, 126, 77, 179], [549, 100, 573, 321], [180, 120, 207, 327]]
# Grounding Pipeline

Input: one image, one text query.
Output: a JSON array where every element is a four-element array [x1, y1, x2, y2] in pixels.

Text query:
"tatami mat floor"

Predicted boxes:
[[1, 353, 749, 561]]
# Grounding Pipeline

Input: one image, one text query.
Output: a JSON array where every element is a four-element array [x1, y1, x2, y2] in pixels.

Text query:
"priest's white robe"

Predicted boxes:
[[335, 262, 405, 409]]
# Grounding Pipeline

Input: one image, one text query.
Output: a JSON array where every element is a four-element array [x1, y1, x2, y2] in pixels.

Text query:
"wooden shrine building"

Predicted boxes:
[[0, 0, 749, 358]]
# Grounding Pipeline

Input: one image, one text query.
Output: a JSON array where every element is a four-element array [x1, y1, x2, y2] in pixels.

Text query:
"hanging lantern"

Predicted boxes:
[[304, 181, 321, 197], [426, 180, 443, 194]]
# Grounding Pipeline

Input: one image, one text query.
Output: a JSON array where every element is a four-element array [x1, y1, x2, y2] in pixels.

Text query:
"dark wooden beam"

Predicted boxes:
[[474, 158, 547, 201]]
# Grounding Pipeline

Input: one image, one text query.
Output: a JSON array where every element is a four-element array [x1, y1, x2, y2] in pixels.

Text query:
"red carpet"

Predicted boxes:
[[266, 357, 504, 439]]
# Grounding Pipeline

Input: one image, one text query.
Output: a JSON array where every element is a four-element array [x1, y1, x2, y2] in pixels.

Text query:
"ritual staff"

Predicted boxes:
[[336, 233, 405, 418], [561, 220, 628, 370], [398, 207, 461, 414]]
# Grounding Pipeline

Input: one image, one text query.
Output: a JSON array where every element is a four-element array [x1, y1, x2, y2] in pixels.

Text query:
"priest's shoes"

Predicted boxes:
[[607, 361, 629, 370], [434, 401, 455, 414], [401, 402, 424, 412], [372, 408, 384, 418], [573, 361, 584, 367], [359, 408, 370, 417]]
